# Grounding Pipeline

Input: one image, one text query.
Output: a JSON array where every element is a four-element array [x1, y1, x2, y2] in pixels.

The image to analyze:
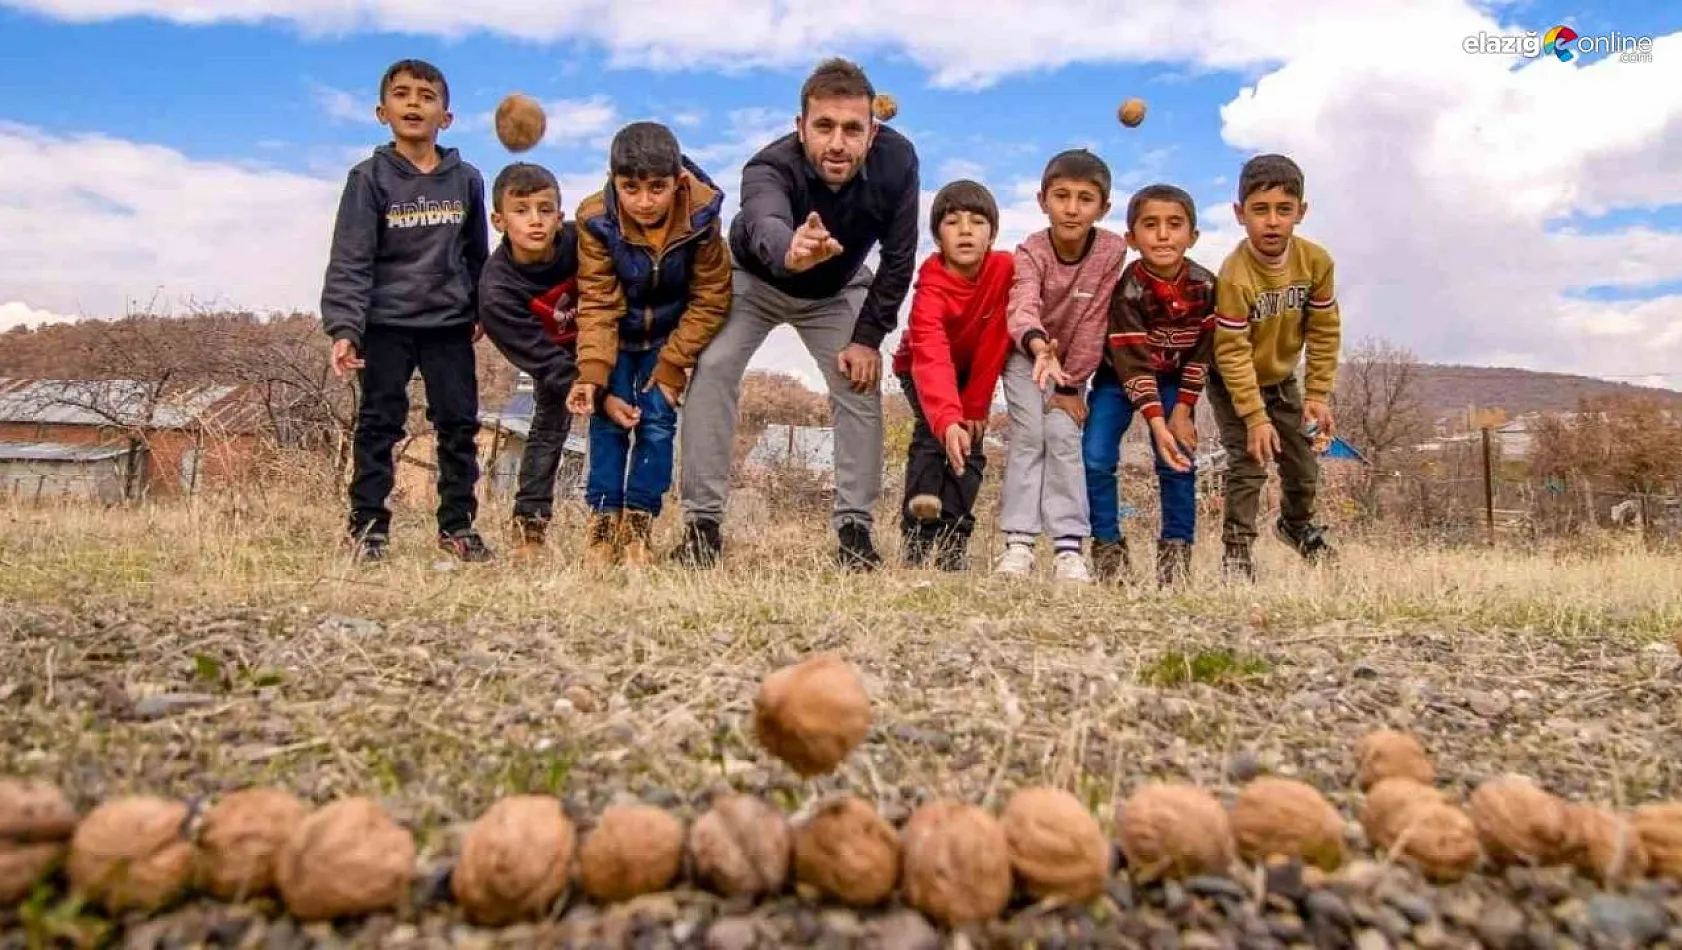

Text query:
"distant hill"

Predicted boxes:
[[1411, 364, 1682, 419]]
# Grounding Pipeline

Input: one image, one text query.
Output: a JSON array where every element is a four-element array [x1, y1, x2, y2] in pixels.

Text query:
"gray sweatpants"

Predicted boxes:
[[999, 351, 1089, 547], [679, 264, 882, 531]]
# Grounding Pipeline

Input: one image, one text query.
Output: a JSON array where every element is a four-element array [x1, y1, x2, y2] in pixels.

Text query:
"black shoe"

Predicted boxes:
[[1157, 539, 1192, 588], [1221, 543, 1255, 582], [350, 532, 389, 563], [837, 521, 882, 572], [438, 529, 493, 563], [901, 527, 935, 568], [672, 518, 723, 568], [934, 531, 972, 572], [1275, 519, 1335, 562]]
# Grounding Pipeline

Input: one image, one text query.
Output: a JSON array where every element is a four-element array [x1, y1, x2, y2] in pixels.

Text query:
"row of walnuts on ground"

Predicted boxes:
[[3, 654, 1682, 929]]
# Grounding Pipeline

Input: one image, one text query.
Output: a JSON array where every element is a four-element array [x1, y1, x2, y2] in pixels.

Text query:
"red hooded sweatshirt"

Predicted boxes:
[[891, 250, 1016, 438]]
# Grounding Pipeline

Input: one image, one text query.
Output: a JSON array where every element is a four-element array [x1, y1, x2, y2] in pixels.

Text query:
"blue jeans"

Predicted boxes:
[[586, 348, 679, 515], [1082, 369, 1197, 544]]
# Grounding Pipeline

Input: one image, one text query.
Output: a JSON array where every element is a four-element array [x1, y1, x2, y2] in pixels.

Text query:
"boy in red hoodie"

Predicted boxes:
[[890, 180, 1015, 570]]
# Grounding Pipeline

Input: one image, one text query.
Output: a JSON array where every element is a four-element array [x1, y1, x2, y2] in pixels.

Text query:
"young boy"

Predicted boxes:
[[320, 58, 491, 563], [476, 162, 581, 558], [566, 121, 731, 567], [999, 148, 1128, 582], [1083, 184, 1216, 587], [890, 179, 1015, 571], [1207, 153, 1342, 580]]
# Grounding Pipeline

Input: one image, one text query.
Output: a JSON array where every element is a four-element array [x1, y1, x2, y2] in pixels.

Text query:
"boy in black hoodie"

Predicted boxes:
[[477, 162, 581, 557], [321, 59, 491, 563]]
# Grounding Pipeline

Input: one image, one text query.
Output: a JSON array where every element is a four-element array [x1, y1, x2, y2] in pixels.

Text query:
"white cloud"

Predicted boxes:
[[0, 301, 78, 331], [308, 80, 374, 124]]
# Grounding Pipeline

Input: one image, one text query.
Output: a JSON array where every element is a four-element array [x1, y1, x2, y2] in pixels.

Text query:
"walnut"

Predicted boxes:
[[753, 653, 871, 777], [1359, 778, 1448, 851], [452, 795, 576, 926], [0, 779, 78, 843], [792, 795, 900, 907], [275, 797, 415, 921], [66, 795, 194, 913], [901, 800, 1012, 926], [493, 93, 546, 153], [687, 792, 790, 899], [1353, 730, 1435, 791], [1632, 801, 1682, 881], [1115, 783, 1235, 882], [1466, 774, 1572, 867], [577, 804, 684, 903], [1566, 804, 1648, 884], [1229, 777, 1346, 871], [193, 787, 308, 901], [1000, 787, 1109, 901], [872, 94, 899, 121], [1385, 802, 1481, 883]]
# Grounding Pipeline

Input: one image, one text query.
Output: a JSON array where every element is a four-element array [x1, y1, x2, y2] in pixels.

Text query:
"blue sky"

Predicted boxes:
[[1, 1, 1679, 390]]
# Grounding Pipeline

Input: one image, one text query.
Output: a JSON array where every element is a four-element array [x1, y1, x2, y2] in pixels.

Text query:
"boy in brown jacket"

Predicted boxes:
[[565, 121, 732, 566]]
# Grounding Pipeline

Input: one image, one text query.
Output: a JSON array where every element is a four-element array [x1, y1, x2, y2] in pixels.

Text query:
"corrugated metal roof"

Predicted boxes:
[[0, 440, 130, 462], [0, 378, 255, 430], [479, 393, 587, 454]]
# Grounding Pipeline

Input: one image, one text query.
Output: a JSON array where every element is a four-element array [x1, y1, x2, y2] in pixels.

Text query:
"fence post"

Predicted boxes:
[[1481, 426, 1496, 545]]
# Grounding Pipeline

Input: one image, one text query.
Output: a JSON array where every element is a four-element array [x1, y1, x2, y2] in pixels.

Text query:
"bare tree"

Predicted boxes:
[[1335, 336, 1428, 464]]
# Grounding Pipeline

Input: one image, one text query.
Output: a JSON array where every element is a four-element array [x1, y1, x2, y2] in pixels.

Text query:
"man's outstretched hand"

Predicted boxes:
[[785, 212, 844, 273]]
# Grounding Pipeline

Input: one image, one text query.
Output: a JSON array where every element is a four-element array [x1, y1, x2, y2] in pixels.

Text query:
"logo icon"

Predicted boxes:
[[1544, 25, 1580, 61]]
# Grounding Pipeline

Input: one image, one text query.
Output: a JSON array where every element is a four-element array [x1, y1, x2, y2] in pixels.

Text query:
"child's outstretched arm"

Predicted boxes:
[[653, 226, 733, 401], [572, 208, 624, 404]]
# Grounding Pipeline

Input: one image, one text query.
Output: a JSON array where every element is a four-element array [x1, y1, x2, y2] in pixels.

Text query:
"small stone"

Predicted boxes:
[[1108, 877, 1136, 911], [1187, 876, 1248, 903], [565, 686, 598, 714], [1229, 750, 1263, 783], [1329, 859, 1382, 894], [1477, 902, 1526, 950], [706, 916, 757, 950], [1354, 928, 1391, 950], [1465, 690, 1510, 717], [1587, 894, 1668, 947], [1264, 857, 1306, 902], [1412, 920, 1450, 949], [1163, 880, 1189, 913], [1351, 663, 1381, 680], [891, 725, 953, 753], [132, 692, 216, 720], [1306, 890, 1354, 927], [871, 909, 939, 950], [1267, 912, 1305, 941], [1180, 932, 1222, 950]]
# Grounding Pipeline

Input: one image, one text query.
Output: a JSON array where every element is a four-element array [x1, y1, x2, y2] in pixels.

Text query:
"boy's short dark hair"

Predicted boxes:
[[491, 163, 560, 213], [929, 180, 999, 243], [1040, 148, 1112, 198], [1237, 153, 1305, 202], [800, 57, 875, 115], [609, 121, 682, 180], [380, 58, 449, 108], [1126, 184, 1197, 230]]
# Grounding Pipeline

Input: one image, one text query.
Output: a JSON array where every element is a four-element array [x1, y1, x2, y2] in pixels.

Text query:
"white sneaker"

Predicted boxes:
[[1053, 550, 1093, 583], [995, 543, 1035, 576]]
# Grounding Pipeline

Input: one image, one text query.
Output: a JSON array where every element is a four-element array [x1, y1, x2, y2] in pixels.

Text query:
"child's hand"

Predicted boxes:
[[644, 379, 681, 410], [1049, 391, 1087, 429], [566, 382, 597, 416], [1304, 397, 1335, 437], [603, 393, 641, 429], [1030, 338, 1069, 390], [1247, 421, 1281, 465], [330, 339, 364, 379], [1168, 404, 1198, 453], [1148, 416, 1192, 472], [942, 423, 971, 475]]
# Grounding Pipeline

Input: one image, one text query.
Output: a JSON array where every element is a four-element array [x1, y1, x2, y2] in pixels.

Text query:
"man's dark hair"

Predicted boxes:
[[1126, 183, 1197, 231], [609, 121, 682, 180], [1040, 148, 1112, 198], [800, 57, 875, 115], [491, 163, 560, 213], [929, 180, 999, 243], [380, 59, 449, 108], [1237, 153, 1305, 202]]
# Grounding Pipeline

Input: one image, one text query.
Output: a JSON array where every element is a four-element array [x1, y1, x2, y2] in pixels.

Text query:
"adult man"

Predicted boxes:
[[673, 57, 920, 570]]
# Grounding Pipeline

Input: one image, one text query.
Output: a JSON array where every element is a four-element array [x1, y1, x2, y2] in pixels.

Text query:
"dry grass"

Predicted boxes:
[[2, 487, 1680, 866]]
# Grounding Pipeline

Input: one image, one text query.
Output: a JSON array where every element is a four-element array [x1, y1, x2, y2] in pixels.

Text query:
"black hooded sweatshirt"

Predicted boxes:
[[320, 144, 490, 349], [477, 223, 580, 400]]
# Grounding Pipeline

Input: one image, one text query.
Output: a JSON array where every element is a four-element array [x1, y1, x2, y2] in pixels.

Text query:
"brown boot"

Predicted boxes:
[[1091, 538, 1132, 582], [583, 510, 621, 568], [511, 515, 547, 560], [1157, 539, 1192, 588], [619, 510, 654, 567]]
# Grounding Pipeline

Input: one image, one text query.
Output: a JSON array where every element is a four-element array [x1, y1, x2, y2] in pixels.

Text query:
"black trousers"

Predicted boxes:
[[513, 382, 575, 523], [898, 372, 986, 542], [349, 323, 481, 538]]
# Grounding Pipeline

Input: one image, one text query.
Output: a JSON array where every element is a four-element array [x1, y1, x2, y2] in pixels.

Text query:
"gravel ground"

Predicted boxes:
[[4, 596, 1681, 948]]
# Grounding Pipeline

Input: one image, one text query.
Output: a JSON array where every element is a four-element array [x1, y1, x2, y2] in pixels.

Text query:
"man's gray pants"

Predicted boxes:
[[999, 351, 1089, 546], [679, 264, 882, 532]]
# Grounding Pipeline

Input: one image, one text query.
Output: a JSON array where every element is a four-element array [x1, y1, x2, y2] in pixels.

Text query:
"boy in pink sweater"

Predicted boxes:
[[998, 148, 1128, 581]]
